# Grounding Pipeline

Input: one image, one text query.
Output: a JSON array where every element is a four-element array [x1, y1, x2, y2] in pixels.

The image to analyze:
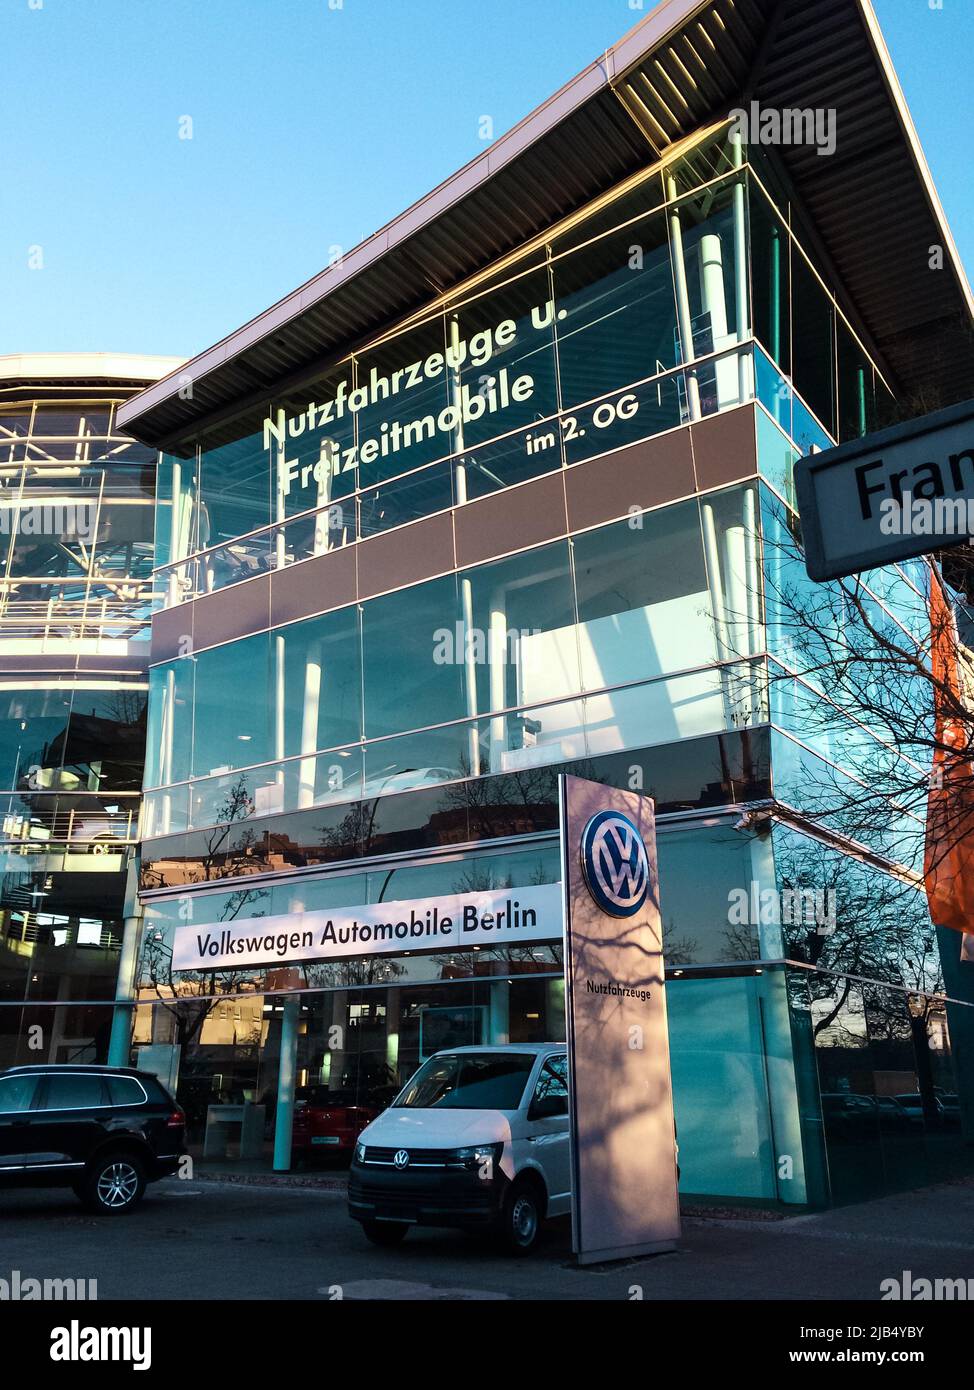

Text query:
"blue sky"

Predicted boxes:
[[1, 0, 970, 360]]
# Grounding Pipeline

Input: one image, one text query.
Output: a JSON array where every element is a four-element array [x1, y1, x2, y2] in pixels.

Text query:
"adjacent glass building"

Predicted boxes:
[[0, 354, 181, 1069], [116, 0, 974, 1206]]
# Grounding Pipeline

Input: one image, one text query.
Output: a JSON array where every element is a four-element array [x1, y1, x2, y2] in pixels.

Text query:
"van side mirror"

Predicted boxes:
[[530, 1094, 568, 1120]]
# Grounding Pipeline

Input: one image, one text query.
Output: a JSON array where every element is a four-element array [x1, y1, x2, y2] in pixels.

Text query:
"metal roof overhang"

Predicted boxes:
[[0, 353, 184, 396], [117, 0, 974, 449]]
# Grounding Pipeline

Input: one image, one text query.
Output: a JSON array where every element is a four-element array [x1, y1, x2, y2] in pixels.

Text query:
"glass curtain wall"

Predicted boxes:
[[143, 485, 766, 837], [0, 395, 155, 1032], [153, 127, 889, 610]]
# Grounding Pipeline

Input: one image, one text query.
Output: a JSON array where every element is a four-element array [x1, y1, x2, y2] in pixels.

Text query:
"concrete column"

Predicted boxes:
[[158, 667, 175, 836], [701, 501, 735, 730], [489, 979, 510, 1045], [385, 987, 400, 1077], [46, 973, 73, 1064], [749, 830, 784, 961], [297, 641, 322, 809], [314, 441, 334, 555], [756, 969, 810, 1206], [722, 519, 750, 723], [488, 586, 508, 773], [460, 576, 480, 777], [272, 996, 300, 1171], [699, 232, 740, 409], [546, 977, 566, 1040], [323, 990, 348, 1088], [107, 858, 143, 1067]]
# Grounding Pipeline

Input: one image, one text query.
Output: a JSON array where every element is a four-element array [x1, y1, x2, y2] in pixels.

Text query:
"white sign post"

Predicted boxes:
[[559, 774, 680, 1264]]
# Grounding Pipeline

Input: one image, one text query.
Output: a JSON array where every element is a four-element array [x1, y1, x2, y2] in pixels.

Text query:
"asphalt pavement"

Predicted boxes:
[[2, 1176, 974, 1301]]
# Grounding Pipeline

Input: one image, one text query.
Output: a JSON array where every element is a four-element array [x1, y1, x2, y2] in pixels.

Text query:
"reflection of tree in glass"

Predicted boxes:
[[662, 918, 701, 965], [762, 505, 974, 906], [139, 776, 272, 1049]]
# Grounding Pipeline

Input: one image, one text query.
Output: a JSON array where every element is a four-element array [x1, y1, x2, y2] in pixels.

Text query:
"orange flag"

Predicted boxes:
[[924, 571, 974, 933]]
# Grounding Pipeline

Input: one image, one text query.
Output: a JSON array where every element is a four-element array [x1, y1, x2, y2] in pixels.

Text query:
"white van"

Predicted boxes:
[[348, 1043, 570, 1254]]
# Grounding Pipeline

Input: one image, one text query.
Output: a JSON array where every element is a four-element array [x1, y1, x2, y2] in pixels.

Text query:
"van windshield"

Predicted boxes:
[[393, 1052, 536, 1111]]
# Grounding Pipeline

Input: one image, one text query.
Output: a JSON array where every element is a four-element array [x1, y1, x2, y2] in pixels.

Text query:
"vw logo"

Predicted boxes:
[[580, 810, 650, 917], [393, 1149, 410, 1170]]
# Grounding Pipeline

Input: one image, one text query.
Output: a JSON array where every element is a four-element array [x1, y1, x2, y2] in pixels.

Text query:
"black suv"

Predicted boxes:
[[0, 1065, 185, 1214]]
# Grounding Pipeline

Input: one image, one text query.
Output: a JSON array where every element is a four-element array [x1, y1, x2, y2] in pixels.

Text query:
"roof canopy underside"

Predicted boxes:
[[0, 353, 185, 398], [118, 0, 974, 448]]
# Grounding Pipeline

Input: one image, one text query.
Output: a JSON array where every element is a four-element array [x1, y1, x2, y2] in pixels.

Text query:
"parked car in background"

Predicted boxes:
[[820, 1092, 880, 1139], [292, 1087, 387, 1164], [0, 1065, 185, 1213], [349, 1043, 572, 1253], [874, 1095, 912, 1133], [935, 1091, 962, 1126], [895, 1092, 958, 1128], [821, 1092, 915, 1137]]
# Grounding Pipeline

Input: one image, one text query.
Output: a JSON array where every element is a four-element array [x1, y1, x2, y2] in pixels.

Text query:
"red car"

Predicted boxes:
[[291, 1088, 382, 1163]]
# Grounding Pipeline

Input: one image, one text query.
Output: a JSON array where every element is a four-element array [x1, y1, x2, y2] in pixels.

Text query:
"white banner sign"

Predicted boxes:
[[170, 883, 561, 972]]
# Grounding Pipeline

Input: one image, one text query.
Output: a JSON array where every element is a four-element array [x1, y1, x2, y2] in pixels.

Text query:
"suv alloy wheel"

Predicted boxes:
[[76, 1152, 147, 1214]]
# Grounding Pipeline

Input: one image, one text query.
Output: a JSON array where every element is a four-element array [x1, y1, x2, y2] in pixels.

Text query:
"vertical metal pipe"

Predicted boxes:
[[666, 173, 702, 422], [730, 132, 751, 407], [770, 224, 782, 367], [856, 365, 867, 438], [274, 408, 287, 571], [314, 442, 334, 555], [450, 315, 481, 776], [167, 459, 182, 607], [274, 633, 286, 806]]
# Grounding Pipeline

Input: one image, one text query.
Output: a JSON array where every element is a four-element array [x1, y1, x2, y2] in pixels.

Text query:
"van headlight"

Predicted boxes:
[[354, 1141, 367, 1164], [448, 1142, 503, 1176]]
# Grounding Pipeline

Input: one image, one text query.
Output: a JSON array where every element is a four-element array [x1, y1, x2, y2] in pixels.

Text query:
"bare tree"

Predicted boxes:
[[760, 500, 974, 903]]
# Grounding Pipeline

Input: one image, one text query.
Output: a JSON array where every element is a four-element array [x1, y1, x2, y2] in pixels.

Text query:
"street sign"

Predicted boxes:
[[794, 399, 974, 582]]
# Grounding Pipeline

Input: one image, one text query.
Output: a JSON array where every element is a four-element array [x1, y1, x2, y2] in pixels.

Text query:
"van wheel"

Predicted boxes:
[[361, 1220, 409, 1247], [77, 1153, 146, 1214], [499, 1176, 543, 1254]]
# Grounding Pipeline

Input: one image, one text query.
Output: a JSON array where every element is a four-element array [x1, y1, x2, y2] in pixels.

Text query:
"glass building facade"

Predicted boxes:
[[0, 356, 181, 1071], [117, 115, 973, 1207]]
